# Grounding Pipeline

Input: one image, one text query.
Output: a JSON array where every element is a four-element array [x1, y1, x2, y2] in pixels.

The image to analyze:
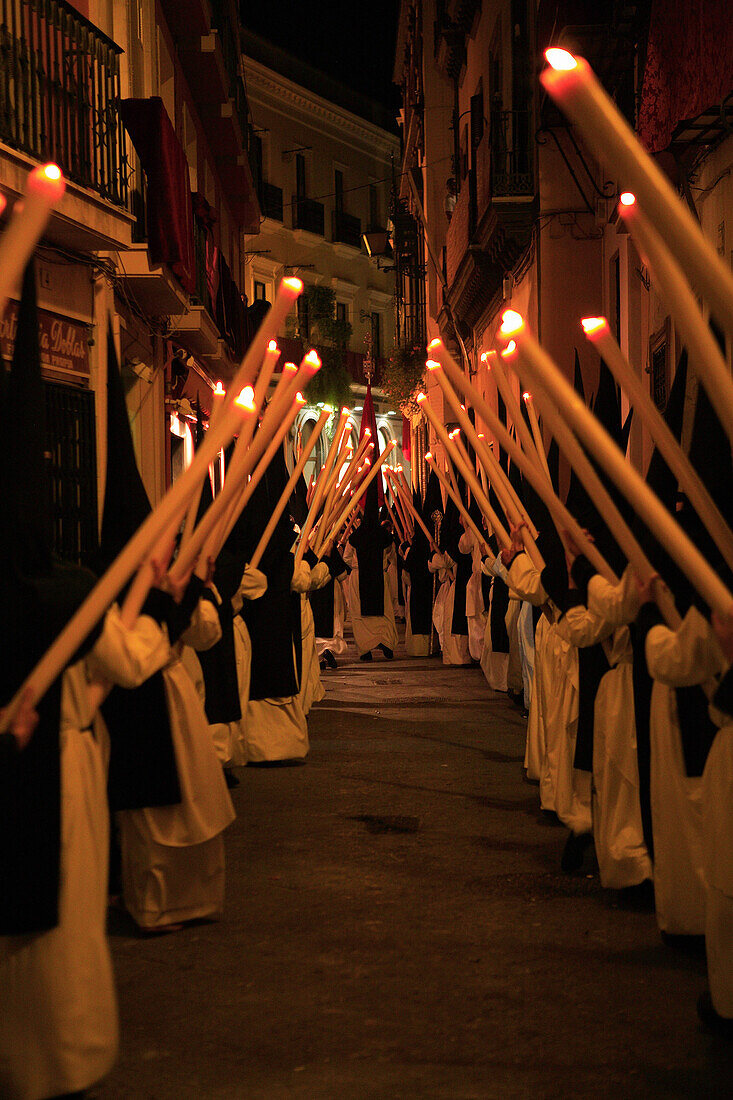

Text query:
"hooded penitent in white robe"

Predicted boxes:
[[344, 543, 399, 656], [507, 554, 548, 785], [243, 560, 311, 762], [0, 607, 171, 1100], [113, 599, 236, 930], [560, 598, 651, 888], [645, 606, 726, 935], [299, 561, 330, 714], [701, 678, 733, 1018], [544, 612, 591, 836], [226, 566, 267, 767], [517, 601, 535, 710], [316, 560, 349, 659], [460, 530, 486, 662], [479, 556, 509, 691]]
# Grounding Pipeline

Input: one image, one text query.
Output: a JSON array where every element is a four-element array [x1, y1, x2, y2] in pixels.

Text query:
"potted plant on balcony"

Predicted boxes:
[[298, 285, 353, 412], [382, 345, 427, 417]]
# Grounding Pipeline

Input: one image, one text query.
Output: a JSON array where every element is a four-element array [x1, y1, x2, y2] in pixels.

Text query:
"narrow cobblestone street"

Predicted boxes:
[[96, 637, 732, 1099]]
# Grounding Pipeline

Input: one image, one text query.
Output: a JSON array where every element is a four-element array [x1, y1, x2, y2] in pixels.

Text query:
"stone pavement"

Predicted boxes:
[[96, 638, 732, 1099]]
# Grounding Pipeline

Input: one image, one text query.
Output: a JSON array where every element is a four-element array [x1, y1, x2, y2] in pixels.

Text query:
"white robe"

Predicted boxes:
[[243, 561, 311, 763], [517, 601, 535, 710], [299, 562, 329, 715], [344, 543, 398, 656], [0, 607, 169, 1100], [560, 604, 651, 887], [113, 602, 235, 929], [702, 713, 733, 1017], [461, 531, 487, 662], [645, 606, 726, 935], [479, 554, 512, 692], [316, 564, 348, 658], [507, 554, 549, 785]]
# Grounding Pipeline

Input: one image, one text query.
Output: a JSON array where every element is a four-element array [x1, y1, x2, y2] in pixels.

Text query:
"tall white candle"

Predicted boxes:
[[429, 338, 617, 583], [500, 310, 732, 617], [541, 50, 733, 334], [616, 193, 733, 448], [0, 164, 65, 314], [581, 315, 733, 574]]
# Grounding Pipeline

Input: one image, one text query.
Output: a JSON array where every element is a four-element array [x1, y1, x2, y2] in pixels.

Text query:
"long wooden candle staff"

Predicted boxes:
[[540, 50, 733, 334], [428, 341, 617, 583], [0, 385, 258, 732], [386, 468, 413, 537], [427, 359, 542, 562], [500, 310, 733, 617], [249, 407, 330, 570], [418, 393, 511, 549], [487, 351, 548, 479], [426, 453, 490, 554], [211, 391, 307, 564], [581, 315, 733, 574], [317, 442, 397, 559], [522, 391, 553, 487], [295, 407, 350, 566], [504, 345, 678, 623], [616, 194, 733, 450], [179, 381, 228, 550], [0, 164, 66, 314], [383, 492, 407, 544], [384, 470, 439, 554], [171, 352, 321, 581]]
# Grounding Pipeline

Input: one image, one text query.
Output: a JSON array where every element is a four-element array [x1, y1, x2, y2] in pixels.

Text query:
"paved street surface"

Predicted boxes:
[[96, 635, 732, 1099]]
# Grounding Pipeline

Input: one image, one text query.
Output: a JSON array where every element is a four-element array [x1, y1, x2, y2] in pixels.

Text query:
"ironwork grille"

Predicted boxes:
[[651, 340, 668, 410], [44, 379, 98, 565], [0, 0, 128, 206]]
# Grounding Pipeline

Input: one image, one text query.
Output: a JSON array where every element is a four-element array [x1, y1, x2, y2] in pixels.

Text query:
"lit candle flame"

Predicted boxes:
[[501, 340, 518, 357], [305, 350, 321, 368], [268, 340, 279, 352], [619, 192, 636, 207], [426, 359, 440, 370], [282, 276, 303, 294], [235, 385, 256, 410], [428, 338, 442, 350], [500, 309, 524, 336], [213, 381, 225, 396], [581, 316, 608, 336], [545, 48, 578, 71]]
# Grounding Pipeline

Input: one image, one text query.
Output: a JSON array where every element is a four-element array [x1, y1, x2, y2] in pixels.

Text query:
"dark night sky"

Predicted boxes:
[[240, 1, 401, 117]]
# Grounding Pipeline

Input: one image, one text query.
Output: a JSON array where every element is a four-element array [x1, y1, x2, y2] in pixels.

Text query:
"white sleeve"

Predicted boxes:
[[507, 553, 547, 605], [179, 597, 222, 651], [587, 565, 641, 627], [645, 605, 726, 686], [86, 603, 170, 688]]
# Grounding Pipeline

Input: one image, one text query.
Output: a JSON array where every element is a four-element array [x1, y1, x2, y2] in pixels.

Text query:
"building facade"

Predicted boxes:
[[0, 0, 260, 564], [394, 0, 733, 491], [241, 31, 405, 485]]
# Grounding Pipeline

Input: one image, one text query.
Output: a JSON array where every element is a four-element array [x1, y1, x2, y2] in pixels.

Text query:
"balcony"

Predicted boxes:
[[332, 208, 362, 250], [158, 0, 260, 230], [259, 180, 283, 221], [292, 195, 324, 236], [439, 110, 536, 334], [0, 0, 128, 208]]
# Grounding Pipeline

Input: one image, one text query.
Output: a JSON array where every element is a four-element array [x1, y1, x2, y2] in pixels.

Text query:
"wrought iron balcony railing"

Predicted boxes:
[[0, 0, 128, 206], [332, 208, 361, 249], [292, 194, 324, 236], [490, 108, 534, 197], [259, 180, 283, 221]]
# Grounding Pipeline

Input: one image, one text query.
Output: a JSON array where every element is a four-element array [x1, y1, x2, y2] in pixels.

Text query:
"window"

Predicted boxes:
[[334, 169, 344, 213], [610, 251, 621, 341], [296, 153, 306, 199], [471, 87, 484, 151], [336, 301, 348, 324], [369, 182, 379, 229], [254, 280, 267, 301], [460, 124, 469, 181], [371, 311, 381, 358], [297, 294, 310, 339]]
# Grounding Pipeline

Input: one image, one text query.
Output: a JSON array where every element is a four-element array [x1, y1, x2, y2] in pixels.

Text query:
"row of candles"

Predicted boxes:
[[4, 43, 733, 722]]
